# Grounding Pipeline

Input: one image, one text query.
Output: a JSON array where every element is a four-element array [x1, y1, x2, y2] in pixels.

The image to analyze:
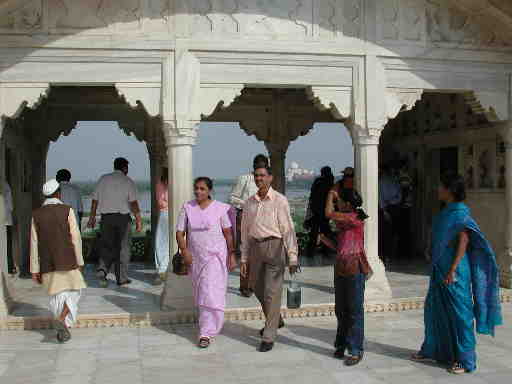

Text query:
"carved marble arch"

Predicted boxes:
[[202, 86, 346, 144], [2, 85, 156, 144], [383, 91, 501, 141]]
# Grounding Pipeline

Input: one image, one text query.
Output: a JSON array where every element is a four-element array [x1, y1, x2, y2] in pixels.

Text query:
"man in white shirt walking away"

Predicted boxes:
[[56, 169, 83, 231], [87, 157, 142, 287], [230, 154, 268, 297]]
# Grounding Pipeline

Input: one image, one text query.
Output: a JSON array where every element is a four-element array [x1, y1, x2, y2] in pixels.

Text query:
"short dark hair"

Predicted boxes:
[[114, 157, 129, 171], [440, 172, 466, 202], [254, 165, 272, 176], [253, 154, 269, 170], [56, 169, 71, 182], [194, 176, 213, 191]]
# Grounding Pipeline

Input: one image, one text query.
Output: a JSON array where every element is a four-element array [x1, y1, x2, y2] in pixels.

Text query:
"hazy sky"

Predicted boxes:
[[47, 121, 354, 181]]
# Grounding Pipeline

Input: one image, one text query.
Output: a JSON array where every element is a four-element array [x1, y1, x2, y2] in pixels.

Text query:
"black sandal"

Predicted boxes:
[[198, 337, 210, 349]]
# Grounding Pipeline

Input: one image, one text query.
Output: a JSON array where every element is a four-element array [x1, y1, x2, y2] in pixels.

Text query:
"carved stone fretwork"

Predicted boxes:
[[317, 0, 361, 38], [205, 87, 340, 143], [0, 0, 42, 31], [306, 86, 351, 121], [237, 0, 310, 36], [98, 0, 143, 31], [426, 0, 508, 46], [377, 0, 510, 46], [146, 0, 172, 31], [386, 88, 424, 121], [199, 84, 244, 119], [402, 0, 423, 41], [49, 0, 108, 30], [187, 0, 311, 37], [114, 83, 162, 117]]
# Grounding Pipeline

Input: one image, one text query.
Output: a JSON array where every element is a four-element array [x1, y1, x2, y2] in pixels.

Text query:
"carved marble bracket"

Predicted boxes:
[[0, 82, 50, 119], [114, 83, 162, 117], [386, 87, 424, 120], [306, 86, 351, 121], [199, 84, 244, 119], [465, 90, 507, 122]]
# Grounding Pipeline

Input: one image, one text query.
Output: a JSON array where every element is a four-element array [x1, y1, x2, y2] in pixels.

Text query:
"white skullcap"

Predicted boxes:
[[42, 179, 60, 197]]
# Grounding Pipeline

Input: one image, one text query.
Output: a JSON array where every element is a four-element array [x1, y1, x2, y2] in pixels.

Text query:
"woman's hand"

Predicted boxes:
[[182, 249, 193, 267], [328, 190, 339, 201], [444, 270, 456, 285], [227, 251, 237, 272]]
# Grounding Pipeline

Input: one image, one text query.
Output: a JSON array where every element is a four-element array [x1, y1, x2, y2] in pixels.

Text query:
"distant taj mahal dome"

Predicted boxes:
[[286, 162, 315, 182]]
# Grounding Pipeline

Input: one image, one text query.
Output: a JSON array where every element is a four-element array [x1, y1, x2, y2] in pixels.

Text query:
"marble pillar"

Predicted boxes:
[[265, 142, 289, 194], [160, 123, 196, 310], [355, 133, 392, 300]]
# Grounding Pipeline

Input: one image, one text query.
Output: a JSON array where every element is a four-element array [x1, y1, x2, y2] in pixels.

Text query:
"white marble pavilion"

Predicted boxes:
[[1, 0, 512, 318]]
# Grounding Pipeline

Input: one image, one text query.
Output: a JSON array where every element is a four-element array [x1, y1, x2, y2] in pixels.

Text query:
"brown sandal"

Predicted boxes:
[[411, 352, 429, 361], [448, 362, 466, 374], [198, 337, 210, 349]]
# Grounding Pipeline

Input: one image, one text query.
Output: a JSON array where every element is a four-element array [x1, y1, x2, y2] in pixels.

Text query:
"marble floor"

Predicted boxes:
[[0, 305, 511, 384], [7, 259, 431, 318]]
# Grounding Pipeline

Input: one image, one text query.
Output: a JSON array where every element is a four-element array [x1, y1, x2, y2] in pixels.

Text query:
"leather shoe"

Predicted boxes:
[[259, 318, 285, 336], [259, 341, 274, 352]]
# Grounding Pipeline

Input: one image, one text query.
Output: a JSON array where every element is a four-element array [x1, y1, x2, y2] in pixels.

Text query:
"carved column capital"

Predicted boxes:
[[162, 120, 198, 148]]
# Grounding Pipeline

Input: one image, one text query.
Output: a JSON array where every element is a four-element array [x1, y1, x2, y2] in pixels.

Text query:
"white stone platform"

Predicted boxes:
[[2, 260, 510, 330]]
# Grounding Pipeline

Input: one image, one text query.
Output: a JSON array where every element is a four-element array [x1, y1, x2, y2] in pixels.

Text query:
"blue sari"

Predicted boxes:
[[420, 203, 502, 372]]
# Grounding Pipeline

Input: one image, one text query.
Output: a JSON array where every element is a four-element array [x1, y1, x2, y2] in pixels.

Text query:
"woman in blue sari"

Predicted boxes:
[[412, 173, 502, 374]]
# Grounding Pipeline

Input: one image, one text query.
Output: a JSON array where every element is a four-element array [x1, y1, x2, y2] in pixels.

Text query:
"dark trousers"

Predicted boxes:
[[6, 226, 15, 273], [334, 273, 365, 356], [307, 216, 332, 257], [378, 205, 400, 263], [98, 213, 131, 283]]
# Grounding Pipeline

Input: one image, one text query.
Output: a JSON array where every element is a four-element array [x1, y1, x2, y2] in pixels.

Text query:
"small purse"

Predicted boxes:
[[172, 251, 188, 276]]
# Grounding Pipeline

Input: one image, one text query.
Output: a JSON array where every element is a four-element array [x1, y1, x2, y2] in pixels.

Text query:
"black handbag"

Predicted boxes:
[[172, 251, 188, 276]]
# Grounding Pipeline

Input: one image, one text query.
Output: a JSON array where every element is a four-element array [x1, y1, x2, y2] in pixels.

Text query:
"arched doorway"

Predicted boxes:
[[0, 85, 169, 317]]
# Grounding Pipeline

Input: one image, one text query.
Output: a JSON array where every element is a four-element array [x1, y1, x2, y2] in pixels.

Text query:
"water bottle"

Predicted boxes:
[[287, 273, 302, 309]]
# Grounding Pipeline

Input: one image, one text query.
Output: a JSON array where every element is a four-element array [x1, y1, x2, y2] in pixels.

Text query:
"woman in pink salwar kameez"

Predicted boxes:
[[176, 177, 237, 348]]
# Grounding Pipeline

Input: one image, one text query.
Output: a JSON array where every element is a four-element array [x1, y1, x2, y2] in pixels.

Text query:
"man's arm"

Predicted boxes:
[[30, 218, 41, 283], [130, 200, 143, 232], [68, 209, 84, 268], [230, 175, 248, 208], [240, 201, 250, 264], [276, 198, 298, 267], [87, 200, 99, 228]]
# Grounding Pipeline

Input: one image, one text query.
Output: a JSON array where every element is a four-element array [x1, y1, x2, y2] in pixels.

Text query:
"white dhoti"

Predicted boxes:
[[49, 289, 82, 328]]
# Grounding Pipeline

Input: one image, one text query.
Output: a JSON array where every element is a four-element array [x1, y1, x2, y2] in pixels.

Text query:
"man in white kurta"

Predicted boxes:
[[30, 179, 86, 343]]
